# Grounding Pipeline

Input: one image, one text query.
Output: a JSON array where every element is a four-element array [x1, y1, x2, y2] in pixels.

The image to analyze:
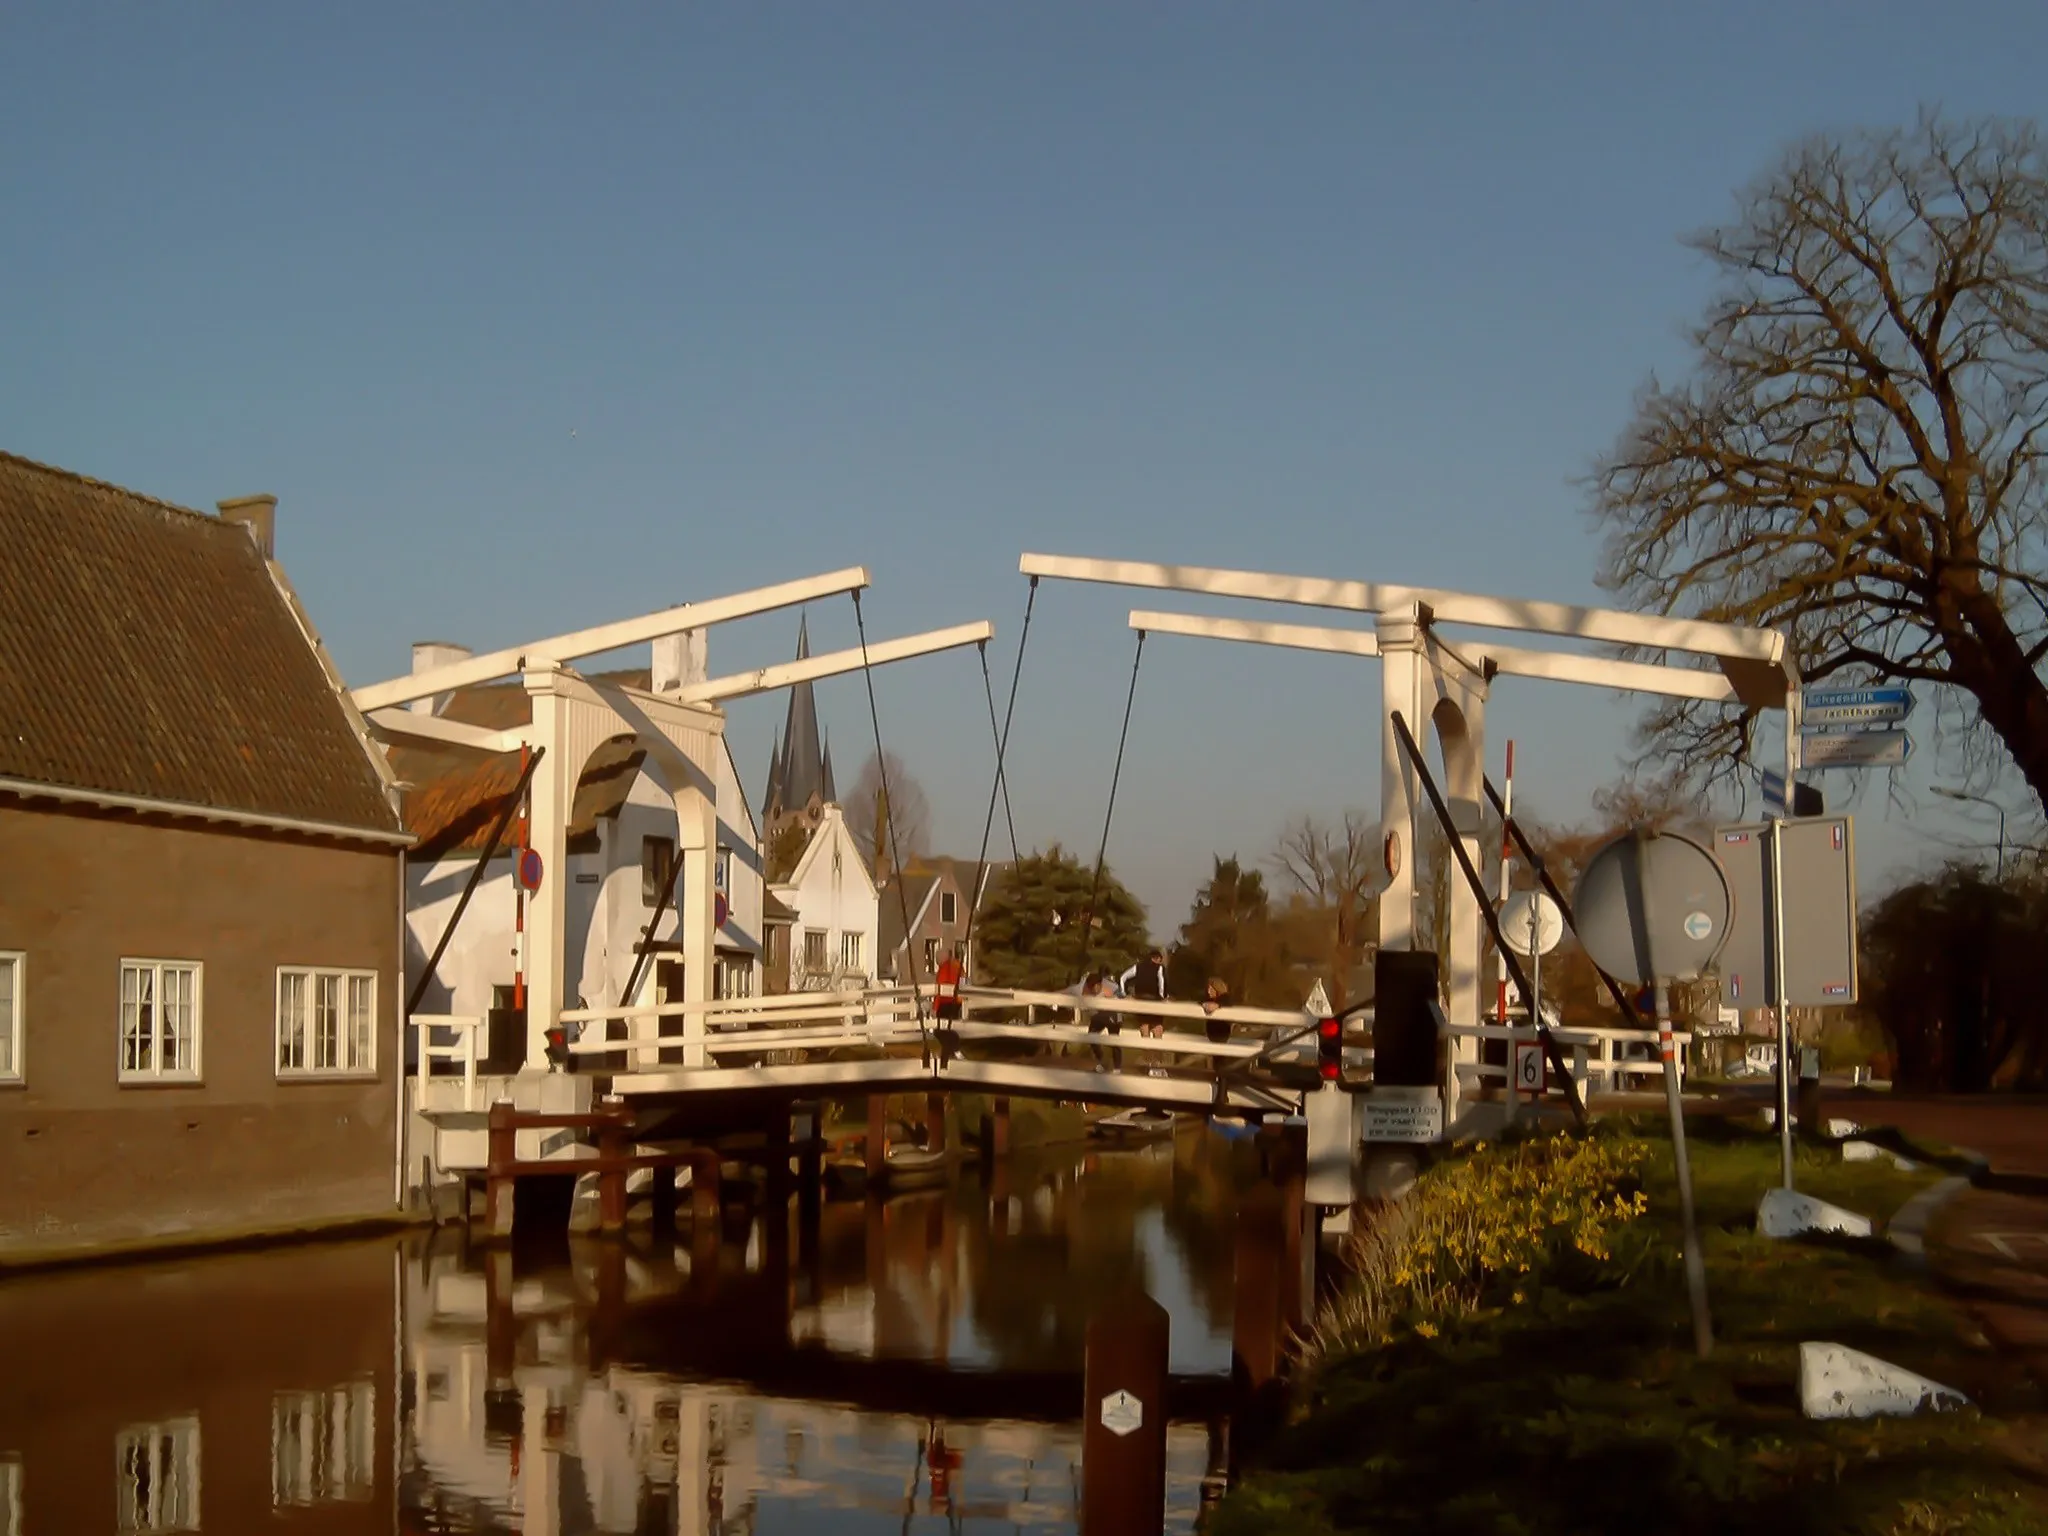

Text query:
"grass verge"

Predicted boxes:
[[1211, 1118, 2047, 1536]]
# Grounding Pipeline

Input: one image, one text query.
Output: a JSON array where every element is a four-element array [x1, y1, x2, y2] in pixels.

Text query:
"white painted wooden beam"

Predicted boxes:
[[1128, 609, 1378, 657], [1023, 552, 1786, 667], [1129, 608, 1751, 703], [351, 566, 871, 712], [1481, 644, 1743, 703], [364, 708, 527, 754], [669, 621, 996, 704]]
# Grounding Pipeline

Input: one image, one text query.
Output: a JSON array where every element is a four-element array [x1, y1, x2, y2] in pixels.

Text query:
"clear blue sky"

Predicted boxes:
[[5, 3, 2041, 935]]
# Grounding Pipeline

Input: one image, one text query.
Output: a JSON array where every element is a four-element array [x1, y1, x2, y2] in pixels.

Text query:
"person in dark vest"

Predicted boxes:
[[1120, 948, 1168, 1039]]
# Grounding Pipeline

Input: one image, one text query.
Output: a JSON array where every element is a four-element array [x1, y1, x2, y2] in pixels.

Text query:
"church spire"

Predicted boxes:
[[775, 613, 829, 811]]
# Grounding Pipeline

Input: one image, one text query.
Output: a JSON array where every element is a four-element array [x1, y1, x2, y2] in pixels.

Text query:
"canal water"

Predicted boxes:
[[0, 1128, 1260, 1534]]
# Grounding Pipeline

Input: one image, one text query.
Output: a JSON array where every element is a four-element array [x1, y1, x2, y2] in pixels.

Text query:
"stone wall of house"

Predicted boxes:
[[0, 803, 403, 1261]]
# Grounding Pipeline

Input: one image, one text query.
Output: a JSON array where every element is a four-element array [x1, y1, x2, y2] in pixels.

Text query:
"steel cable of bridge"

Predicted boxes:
[[962, 574, 1038, 970], [1075, 628, 1146, 973], [850, 588, 932, 1060]]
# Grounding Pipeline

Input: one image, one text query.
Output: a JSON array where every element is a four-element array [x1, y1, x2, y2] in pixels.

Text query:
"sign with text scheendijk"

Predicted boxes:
[[1362, 1085, 1443, 1143]]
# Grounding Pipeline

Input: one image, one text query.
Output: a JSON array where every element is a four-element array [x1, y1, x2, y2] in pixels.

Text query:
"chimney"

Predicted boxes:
[[217, 495, 278, 558], [410, 641, 473, 716], [652, 628, 708, 694]]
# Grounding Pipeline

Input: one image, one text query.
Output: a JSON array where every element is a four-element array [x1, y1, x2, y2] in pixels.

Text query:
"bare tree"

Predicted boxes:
[[1592, 113, 2048, 811], [848, 750, 931, 874], [1270, 811, 1380, 1005]]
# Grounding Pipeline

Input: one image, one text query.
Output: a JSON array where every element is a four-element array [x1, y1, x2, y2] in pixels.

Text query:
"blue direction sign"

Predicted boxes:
[[1802, 686, 1915, 731], [1803, 729, 1913, 769]]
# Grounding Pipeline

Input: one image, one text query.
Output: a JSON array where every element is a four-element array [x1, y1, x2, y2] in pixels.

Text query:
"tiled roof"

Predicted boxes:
[[0, 450, 401, 836]]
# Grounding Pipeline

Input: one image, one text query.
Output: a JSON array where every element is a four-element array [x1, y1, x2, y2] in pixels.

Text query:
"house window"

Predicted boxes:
[[715, 956, 755, 1000], [118, 962, 201, 1083], [923, 938, 939, 972], [115, 1416, 200, 1533], [0, 952, 20, 1083], [277, 969, 376, 1076], [715, 846, 732, 892], [642, 836, 676, 906], [271, 1381, 375, 1507], [840, 932, 863, 972], [941, 891, 958, 926], [802, 929, 827, 972]]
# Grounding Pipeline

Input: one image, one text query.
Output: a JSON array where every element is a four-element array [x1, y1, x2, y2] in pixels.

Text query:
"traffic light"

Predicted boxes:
[[1317, 1016, 1342, 1082]]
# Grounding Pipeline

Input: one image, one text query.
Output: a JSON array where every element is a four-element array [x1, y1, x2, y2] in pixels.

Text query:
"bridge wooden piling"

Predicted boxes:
[[1081, 1290, 1170, 1536]]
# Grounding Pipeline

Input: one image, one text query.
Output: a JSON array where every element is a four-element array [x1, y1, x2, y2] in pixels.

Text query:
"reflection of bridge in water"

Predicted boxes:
[[403, 1138, 1256, 1533]]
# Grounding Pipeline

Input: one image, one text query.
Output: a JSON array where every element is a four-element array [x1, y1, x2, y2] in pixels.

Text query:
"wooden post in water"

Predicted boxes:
[[1231, 1181, 1290, 1468], [866, 1094, 890, 1182], [1081, 1291, 1170, 1536], [764, 1105, 792, 1196], [689, 1148, 722, 1277], [649, 1164, 678, 1232], [925, 1091, 948, 1155], [596, 1103, 627, 1235], [486, 1099, 518, 1240]]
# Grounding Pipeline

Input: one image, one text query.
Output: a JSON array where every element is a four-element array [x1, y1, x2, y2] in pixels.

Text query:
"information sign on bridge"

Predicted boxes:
[[1362, 1086, 1443, 1144]]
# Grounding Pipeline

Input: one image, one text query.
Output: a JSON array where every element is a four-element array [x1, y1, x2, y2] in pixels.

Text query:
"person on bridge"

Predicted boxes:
[[933, 947, 964, 1022], [1090, 970, 1125, 1071], [1120, 948, 1168, 1040], [1201, 977, 1232, 1046]]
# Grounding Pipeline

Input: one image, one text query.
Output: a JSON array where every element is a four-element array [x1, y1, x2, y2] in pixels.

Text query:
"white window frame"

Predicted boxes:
[[840, 931, 863, 972], [802, 928, 828, 972], [117, 961, 203, 1084], [0, 951, 22, 1085], [642, 836, 676, 907], [115, 1416, 201, 1533], [275, 968, 379, 1078], [715, 846, 733, 892], [271, 1381, 375, 1507]]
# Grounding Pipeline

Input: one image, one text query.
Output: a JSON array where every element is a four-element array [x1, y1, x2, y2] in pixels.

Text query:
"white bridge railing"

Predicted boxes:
[[1440, 1015, 1690, 1107], [411, 1013, 486, 1110], [541, 983, 1322, 1076]]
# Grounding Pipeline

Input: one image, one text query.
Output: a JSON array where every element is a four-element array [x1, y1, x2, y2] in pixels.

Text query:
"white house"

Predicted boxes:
[[397, 672, 766, 1036], [771, 803, 879, 990]]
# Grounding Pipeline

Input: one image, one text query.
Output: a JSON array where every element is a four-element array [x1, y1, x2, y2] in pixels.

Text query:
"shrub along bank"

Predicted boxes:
[[1213, 1121, 2046, 1536]]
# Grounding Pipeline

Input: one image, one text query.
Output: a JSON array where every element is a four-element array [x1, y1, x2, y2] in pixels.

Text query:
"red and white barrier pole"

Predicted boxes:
[[1494, 739, 1516, 1025]]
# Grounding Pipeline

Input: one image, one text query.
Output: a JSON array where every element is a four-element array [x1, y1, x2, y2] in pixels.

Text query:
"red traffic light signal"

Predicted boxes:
[[1317, 1017, 1342, 1081]]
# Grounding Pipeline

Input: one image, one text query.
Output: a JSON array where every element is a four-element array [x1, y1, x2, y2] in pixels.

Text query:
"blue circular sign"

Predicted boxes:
[[517, 848, 544, 893], [714, 891, 730, 929]]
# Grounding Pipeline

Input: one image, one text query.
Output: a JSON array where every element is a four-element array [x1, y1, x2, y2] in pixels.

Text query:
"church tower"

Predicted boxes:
[[761, 615, 836, 843]]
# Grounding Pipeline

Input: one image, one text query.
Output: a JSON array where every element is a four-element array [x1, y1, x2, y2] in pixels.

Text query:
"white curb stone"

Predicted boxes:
[[1758, 1187, 1875, 1239], [1800, 1342, 1970, 1419], [1841, 1139, 1919, 1171]]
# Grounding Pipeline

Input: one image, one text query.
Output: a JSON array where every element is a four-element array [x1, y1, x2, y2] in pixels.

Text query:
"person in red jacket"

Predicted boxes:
[[934, 948, 965, 1022]]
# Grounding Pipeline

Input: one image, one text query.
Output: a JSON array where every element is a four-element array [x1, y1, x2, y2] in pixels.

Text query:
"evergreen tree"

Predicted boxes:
[[973, 844, 1148, 990], [1168, 855, 1298, 1007]]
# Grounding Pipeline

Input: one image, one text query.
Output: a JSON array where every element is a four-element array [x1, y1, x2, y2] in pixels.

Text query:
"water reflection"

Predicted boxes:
[[0, 1131, 1255, 1534]]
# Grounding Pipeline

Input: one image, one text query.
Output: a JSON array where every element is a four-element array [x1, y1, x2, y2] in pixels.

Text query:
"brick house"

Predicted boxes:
[[0, 452, 410, 1263], [877, 857, 1005, 984]]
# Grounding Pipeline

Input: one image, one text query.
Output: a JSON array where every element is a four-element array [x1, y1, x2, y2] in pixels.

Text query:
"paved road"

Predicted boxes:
[[1813, 1091, 2048, 1397]]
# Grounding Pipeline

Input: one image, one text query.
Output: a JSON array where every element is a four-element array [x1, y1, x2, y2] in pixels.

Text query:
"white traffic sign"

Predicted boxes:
[[1513, 1038, 1545, 1096], [1802, 687, 1914, 729], [1100, 1390, 1144, 1437], [1303, 978, 1333, 1016], [1500, 890, 1564, 956], [1803, 730, 1912, 768]]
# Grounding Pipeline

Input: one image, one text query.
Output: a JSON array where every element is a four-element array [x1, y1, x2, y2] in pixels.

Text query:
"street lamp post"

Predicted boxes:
[[1932, 786, 2007, 880]]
